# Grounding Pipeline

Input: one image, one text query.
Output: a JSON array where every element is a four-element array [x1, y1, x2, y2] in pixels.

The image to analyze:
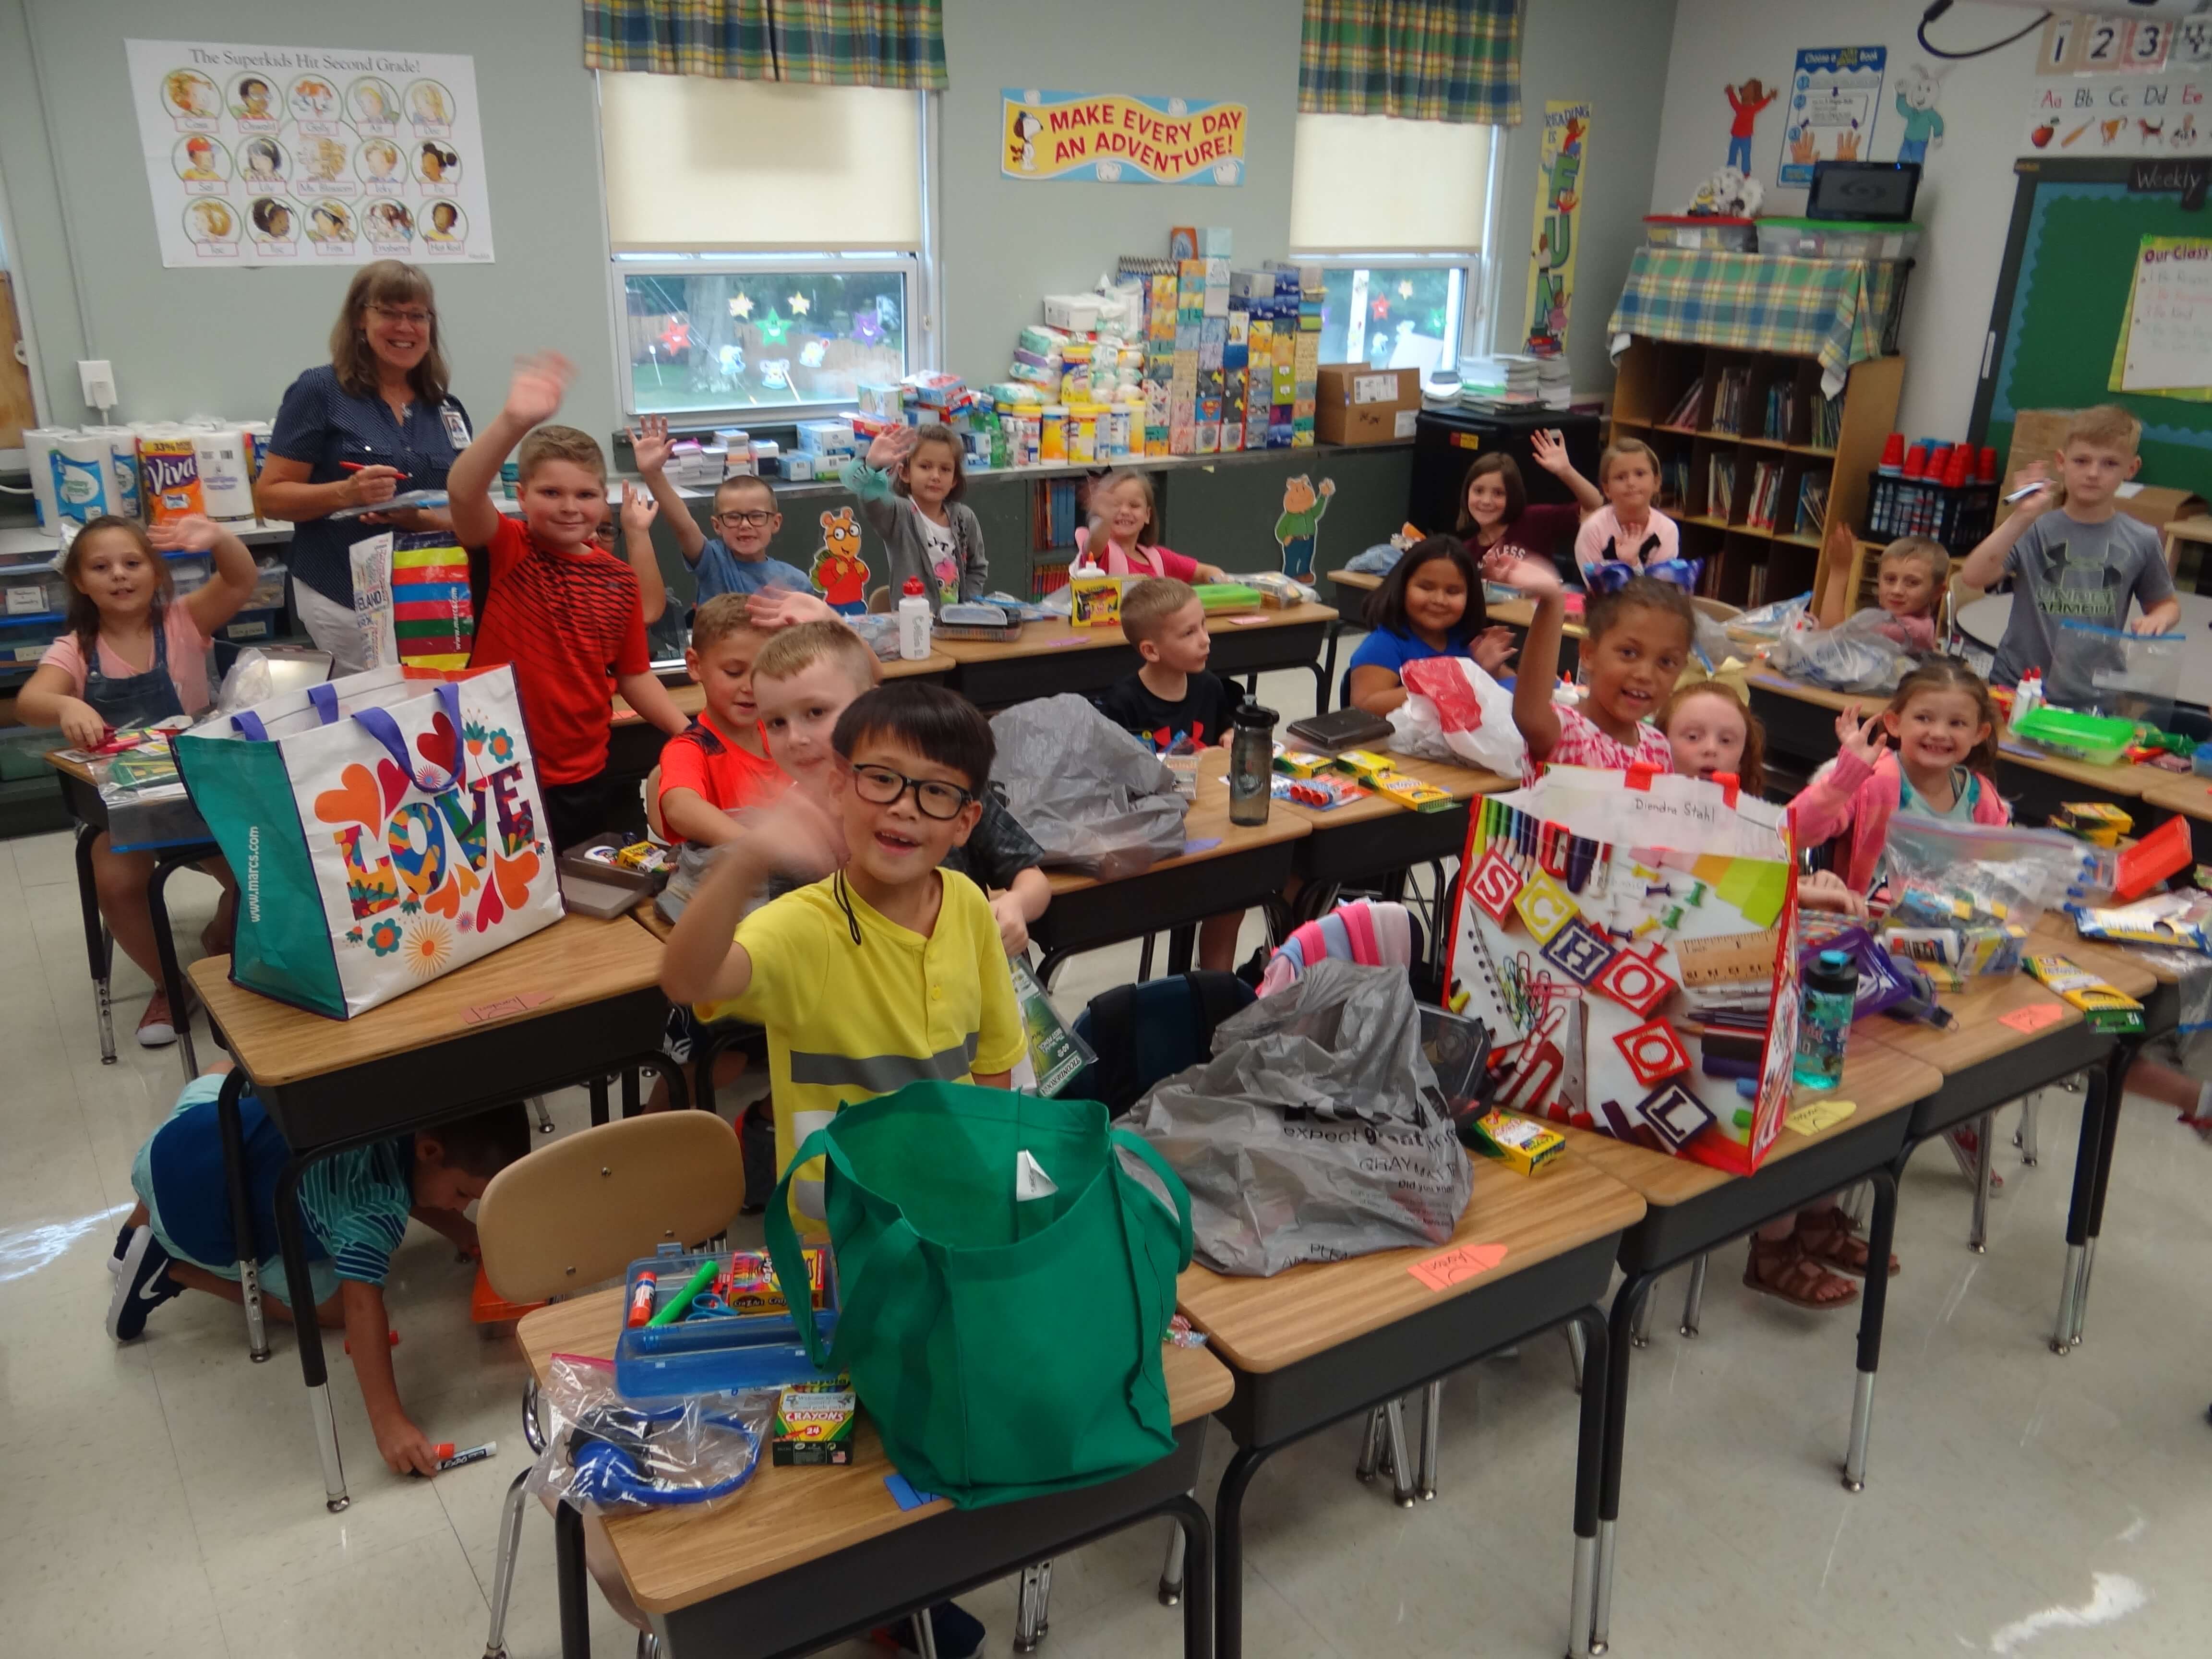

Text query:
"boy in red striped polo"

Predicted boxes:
[[447, 351, 687, 849]]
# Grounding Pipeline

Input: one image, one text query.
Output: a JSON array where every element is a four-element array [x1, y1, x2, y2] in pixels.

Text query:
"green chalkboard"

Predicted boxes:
[[1971, 156, 2212, 499]]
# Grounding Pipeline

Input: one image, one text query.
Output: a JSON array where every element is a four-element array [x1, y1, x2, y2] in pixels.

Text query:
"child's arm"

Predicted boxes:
[[155, 515, 258, 636], [410, 1204, 479, 1258], [1958, 466, 2051, 591], [842, 429, 915, 539], [660, 776, 742, 848], [660, 788, 846, 1004], [345, 1279, 440, 1476], [619, 485, 669, 626], [16, 659, 103, 748], [1485, 552, 1566, 761], [2129, 544, 2181, 634], [628, 416, 708, 565], [617, 670, 689, 738], [1789, 705, 1886, 845], [1531, 429, 1604, 514], [990, 868, 1051, 957], [448, 351, 572, 548], [747, 588, 843, 630]]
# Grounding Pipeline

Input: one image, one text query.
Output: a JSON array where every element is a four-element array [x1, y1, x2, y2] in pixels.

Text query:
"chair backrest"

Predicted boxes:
[[1691, 596, 1741, 622], [1070, 971, 1255, 1114], [477, 1113, 745, 1304]]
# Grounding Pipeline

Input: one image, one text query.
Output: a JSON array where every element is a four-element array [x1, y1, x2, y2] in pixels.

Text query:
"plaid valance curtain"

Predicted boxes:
[[583, 0, 948, 90], [1300, 0, 1522, 127]]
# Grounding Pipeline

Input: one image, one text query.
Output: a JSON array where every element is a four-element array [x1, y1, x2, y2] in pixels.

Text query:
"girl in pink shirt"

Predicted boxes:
[[18, 514, 259, 1046], [1074, 469, 1226, 583], [1573, 438, 1681, 586]]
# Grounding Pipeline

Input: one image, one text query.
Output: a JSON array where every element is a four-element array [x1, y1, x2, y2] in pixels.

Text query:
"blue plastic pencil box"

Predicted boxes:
[[613, 1242, 842, 1399]]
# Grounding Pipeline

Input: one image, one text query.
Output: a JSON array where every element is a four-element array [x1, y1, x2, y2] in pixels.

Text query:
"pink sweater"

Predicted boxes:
[[1789, 749, 2009, 892]]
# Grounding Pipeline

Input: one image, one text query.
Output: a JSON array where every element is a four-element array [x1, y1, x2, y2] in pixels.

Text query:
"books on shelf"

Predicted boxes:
[[1793, 471, 1829, 538], [1813, 393, 1844, 449], [1708, 367, 1751, 434], [1745, 559, 1771, 609], [1744, 460, 1783, 531], [1662, 381, 1701, 428], [1706, 454, 1736, 519], [1032, 477, 1084, 550], [1763, 380, 1800, 445], [1659, 455, 1690, 510]]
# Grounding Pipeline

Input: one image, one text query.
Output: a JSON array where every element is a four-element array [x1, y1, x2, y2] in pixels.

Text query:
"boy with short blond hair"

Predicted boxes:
[[656, 594, 785, 849], [449, 352, 687, 850], [627, 414, 812, 603], [1960, 403, 2180, 691]]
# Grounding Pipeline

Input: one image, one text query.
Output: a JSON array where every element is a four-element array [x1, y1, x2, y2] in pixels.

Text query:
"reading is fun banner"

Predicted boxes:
[[1002, 90, 1247, 186]]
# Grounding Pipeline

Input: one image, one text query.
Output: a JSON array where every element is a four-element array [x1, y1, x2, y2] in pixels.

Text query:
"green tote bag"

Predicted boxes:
[[763, 1082, 1193, 1509]]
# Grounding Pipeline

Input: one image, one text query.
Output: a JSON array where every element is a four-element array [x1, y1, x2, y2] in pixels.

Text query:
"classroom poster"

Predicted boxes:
[[1001, 90, 1246, 185], [1523, 100, 1590, 358], [2025, 73, 2212, 155], [125, 39, 495, 269], [1779, 46, 1887, 189], [2111, 236, 2212, 399]]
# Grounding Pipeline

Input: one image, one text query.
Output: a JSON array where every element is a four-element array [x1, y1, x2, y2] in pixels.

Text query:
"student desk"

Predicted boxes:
[[517, 1287, 1233, 1659], [1278, 753, 1509, 943], [45, 747, 216, 1077], [607, 654, 956, 774], [936, 602, 1337, 712], [1030, 749, 1310, 983], [187, 914, 678, 1513], [1546, 1043, 1941, 1653], [1177, 1154, 1646, 1659]]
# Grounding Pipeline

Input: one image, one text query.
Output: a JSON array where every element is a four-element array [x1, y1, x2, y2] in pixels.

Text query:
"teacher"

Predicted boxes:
[[254, 260, 471, 670]]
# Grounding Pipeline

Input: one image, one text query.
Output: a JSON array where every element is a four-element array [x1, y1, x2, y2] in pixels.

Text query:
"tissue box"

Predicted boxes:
[[794, 420, 855, 457], [856, 384, 902, 419], [1043, 294, 1103, 333]]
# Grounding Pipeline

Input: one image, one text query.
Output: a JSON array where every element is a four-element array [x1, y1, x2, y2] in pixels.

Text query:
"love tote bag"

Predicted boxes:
[[1444, 763, 1799, 1176], [174, 664, 561, 1019], [765, 1082, 1192, 1509]]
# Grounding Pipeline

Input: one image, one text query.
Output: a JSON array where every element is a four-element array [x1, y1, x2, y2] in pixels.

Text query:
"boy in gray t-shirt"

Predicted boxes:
[[1960, 404, 2180, 691]]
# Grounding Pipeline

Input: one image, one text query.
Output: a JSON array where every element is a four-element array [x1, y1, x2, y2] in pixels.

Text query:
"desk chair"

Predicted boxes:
[[476, 1112, 746, 1659]]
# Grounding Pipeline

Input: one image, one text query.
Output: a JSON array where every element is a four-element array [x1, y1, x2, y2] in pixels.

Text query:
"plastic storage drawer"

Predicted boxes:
[[1758, 218, 1922, 261], [1643, 216, 1757, 252]]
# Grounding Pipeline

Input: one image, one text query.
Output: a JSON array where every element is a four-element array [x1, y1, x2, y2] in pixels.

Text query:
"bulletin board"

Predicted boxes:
[[1971, 156, 2212, 496]]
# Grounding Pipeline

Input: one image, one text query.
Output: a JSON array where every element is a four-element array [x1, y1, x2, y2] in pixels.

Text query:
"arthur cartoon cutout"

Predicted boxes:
[[812, 507, 870, 615], [1892, 64, 1946, 167], [1274, 475, 1336, 579]]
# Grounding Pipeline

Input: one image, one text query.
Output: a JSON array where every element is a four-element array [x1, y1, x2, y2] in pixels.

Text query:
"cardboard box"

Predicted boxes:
[[1316, 364, 1419, 445], [1999, 408, 2209, 533]]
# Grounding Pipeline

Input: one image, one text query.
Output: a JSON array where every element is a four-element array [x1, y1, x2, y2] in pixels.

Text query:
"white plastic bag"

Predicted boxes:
[[1387, 655, 1527, 776]]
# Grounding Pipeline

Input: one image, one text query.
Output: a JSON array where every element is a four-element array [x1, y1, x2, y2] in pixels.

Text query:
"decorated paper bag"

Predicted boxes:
[[1444, 763, 1798, 1175], [174, 664, 560, 1019], [349, 530, 477, 672]]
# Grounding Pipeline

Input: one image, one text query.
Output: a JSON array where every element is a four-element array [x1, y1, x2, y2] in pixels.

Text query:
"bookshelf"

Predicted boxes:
[[1608, 339, 1903, 613]]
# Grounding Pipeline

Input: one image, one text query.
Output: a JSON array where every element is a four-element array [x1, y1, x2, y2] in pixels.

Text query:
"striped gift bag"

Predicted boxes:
[[348, 530, 476, 671]]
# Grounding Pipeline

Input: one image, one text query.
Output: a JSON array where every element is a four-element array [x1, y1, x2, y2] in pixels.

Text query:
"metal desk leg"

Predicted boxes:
[[214, 1070, 268, 1363], [1568, 1306, 1611, 1659], [2072, 1044, 2133, 1348], [1159, 1504, 1190, 1604], [1842, 1166, 1900, 1492], [1354, 1407, 1384, 1481], [1162, 1493, 1213, 1659], [588, 1076, 611, 1129], [1679, 1254, 1708, 1338], [1166, 925, 1197, 977], [1319, 624, 1341, 715], [2016, 1090, 2042, 1166], [1968, 1109, 1995, 1254], [555, 1496, 592, 1659], [1591, 1271, 1656, 1656], [1213, 1443, 1268, 1659], [1306, 658, 1328, 717], [2052, 1065, 2109, 1355], [276, 1159, 348, 1511], [1418, 1379, 1443, 1501], [1382, 1396, 1417, 1507], [621, 1066, 641, 1119], [75, 824, 117, 1064], [147, 853, 200, 1079], [1564, 1319, 1588, 1394]]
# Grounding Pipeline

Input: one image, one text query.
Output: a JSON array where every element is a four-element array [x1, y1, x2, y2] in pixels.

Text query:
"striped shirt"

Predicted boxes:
[[296, 1140, 416, 1284]]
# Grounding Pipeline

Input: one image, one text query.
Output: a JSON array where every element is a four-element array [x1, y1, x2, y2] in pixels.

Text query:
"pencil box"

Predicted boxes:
[[615, 1244, 843, 1398], [1285, 707, 1394, 754], [931, 601, 1023, 642]]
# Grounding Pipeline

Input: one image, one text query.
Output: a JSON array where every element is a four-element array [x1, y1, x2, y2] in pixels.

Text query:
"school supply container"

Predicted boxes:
[[616, 1243, 843, 1399], [1642, 215, 1757, 252], [1757, 217, 1922, 261], [2009, 706, 2139, 768]]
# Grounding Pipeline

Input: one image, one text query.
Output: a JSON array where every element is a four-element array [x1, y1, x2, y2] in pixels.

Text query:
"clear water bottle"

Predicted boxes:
[[1228, 701, 1277, 826], [1793, 948, 1859, 1091]]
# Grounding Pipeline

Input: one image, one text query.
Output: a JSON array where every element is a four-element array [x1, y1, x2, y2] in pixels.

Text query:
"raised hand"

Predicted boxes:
[[503, 351, 574, 427], [1472, 626, 1519, 674], [1480, 548, 1562, 598], [1834, 703, 1890, 768], [740, 783, 848, 882], [147, 513, 223, 553], [1530, 428, 1573, 475], [866, 424, 919, 471], [628, 413, 674, 476], [746, 588, 840, 630], [620, 483, 660, 539], [2007, 462, 2054, 521]]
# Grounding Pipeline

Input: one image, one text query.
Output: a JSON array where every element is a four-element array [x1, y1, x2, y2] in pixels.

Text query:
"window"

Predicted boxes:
[[597, 75, 932, 418], [1288, 113, 1495, 374]]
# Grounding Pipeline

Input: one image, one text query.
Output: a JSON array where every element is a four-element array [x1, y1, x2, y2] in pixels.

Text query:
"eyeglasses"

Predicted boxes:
[[711, 509, 777, 529], [368, 304, 434, 326], [850, 763, 973, 821]]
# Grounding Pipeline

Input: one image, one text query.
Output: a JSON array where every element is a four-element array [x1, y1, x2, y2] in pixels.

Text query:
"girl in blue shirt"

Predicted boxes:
[[1346, 536, 1516, 716]]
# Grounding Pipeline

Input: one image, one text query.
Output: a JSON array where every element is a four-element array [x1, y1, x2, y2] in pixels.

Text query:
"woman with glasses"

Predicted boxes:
[[255, 260, 474, 669]]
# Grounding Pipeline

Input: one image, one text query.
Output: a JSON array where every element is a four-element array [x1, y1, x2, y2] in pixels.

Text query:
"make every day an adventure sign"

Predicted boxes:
[[125, 38, 495, 268], [1002, 90, 1246, 185]]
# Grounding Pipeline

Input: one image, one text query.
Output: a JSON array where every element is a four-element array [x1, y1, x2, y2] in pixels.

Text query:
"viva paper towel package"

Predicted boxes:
[[138, 427, 205, 525]]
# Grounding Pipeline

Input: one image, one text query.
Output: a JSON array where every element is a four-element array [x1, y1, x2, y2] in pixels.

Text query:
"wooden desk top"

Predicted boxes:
[[1044, 746, 1310, 896], [613, 654, 953, 725], [2026, 911, 2171, 993], [1279, 749, 1511, 831], [932, 602, 1337, 665], [1548, 1039, 1943, 1209], [517, 1286, 1233, 1614], [43, 748, 97, 786], [1855, 973, 2083, 1073], [1176, 1154, 1644, 1373], [1327, 568, 1382, 593], [2139, 774, 2212, 821], [1488, 596, 1587, 638], [187, 912, 666, 1085]]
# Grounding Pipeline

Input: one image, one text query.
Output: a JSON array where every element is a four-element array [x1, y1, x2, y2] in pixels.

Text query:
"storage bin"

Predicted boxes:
[[1643, 215, 1757, 252], [2011, 706, 2138, 768], [0, 725, 61, 780], [1758, 218, 1923, 261], [0, 618, 56, 667], [0, 568, 64, 622], [248, 561, 288, 612], [1864, 472, 1995, 555], [167, 553, 213, 594], [218, 607, 284, 643]]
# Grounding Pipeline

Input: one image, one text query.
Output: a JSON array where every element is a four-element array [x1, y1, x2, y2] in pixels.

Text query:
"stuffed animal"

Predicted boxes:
[[1686, 165, 1763, 219]]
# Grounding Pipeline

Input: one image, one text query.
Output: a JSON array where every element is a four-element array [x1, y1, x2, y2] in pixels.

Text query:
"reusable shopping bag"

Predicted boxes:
[[763, 1082, 1191, 1509], [1445, 764, 1799, 1174], [173, 663, 561, 1019]]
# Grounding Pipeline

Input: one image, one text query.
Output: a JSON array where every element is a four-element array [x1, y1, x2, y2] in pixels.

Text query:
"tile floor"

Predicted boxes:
[[7, 663, 2212, 1659]]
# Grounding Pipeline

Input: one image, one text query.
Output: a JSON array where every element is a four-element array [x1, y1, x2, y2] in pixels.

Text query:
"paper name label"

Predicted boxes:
[[463, 992, 554, 1024], [1352, 372, 1399, 405], [1786, 1098, 1857, 1135], [1999, 1003, 2067, 1034], [1408, 1241, 1509, 1291]]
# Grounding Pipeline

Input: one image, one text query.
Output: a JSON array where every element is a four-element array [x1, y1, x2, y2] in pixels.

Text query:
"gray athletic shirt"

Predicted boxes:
[[1989, 509, 2173, 691]]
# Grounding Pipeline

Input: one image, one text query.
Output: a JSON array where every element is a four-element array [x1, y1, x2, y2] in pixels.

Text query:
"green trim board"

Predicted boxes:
[[1972, 156, 2212, 498]]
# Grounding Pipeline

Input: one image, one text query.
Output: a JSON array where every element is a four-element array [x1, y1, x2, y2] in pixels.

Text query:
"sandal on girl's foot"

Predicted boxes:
[[1943, 1125, 2003, 1190], [1794, 1206, 1899, 1279], [1743, 1235, 1858, 1311]]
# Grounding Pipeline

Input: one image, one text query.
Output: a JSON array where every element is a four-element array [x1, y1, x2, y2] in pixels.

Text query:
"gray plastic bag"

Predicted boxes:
[[1768, 606, 1915, 694], [1127, 960, 1474, 1276], [991, 694, 1189, 877]]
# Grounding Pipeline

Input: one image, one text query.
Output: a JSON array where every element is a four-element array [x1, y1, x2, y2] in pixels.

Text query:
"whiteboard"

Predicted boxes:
[[2116, 235, 2212, 394]]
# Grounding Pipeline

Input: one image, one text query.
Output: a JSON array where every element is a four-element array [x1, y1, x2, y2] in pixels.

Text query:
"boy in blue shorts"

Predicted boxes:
[[109, 1063, 529, 1477]]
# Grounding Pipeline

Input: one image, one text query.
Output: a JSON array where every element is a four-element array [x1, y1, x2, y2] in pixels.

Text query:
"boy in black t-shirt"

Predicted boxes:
[[1097, 577, 1247, 971]]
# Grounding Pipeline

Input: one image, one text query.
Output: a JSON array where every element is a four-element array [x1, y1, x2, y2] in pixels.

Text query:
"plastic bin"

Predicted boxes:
[[248, 560, 288, 612], [2011, 706, 2138, 768], [0, 619, 56, 668], [1864, 472, 1996, 554], [1644, 215, 1757, 252], [0, 725, 62, 780], [1758, 218, 1922, 261], [0, 568, 63, 622], [219, 608, 284, 643], [614, 1243, 842, 1399]]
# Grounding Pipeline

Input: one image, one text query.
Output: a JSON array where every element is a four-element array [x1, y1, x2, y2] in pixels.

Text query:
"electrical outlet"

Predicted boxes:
[[78, 359, 117, 409]]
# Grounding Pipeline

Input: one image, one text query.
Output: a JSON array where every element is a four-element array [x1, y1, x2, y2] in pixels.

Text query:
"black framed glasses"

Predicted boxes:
[[711, 509, 777, 528], [850, 764, 973, 821]]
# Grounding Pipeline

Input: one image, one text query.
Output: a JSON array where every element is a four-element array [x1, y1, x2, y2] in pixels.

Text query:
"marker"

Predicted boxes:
[[626, 1273, 656, 1328], [2004, 481, 2047, 504], [434, 1441, 496, 1471], [647, 1257, 719, 1328]]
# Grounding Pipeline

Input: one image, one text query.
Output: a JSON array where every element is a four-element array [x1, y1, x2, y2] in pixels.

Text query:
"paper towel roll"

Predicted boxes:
[[22, 427, 68, 530], [192, 428, 255, 522], [239, 420, 273, 522], [50, 433, 113, 524], [138, 425, 204, 525], [86, 426, 142, 520]]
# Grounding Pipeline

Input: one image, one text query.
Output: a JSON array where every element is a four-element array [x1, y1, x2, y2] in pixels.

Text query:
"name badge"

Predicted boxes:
[[441, 405, 471, 449]]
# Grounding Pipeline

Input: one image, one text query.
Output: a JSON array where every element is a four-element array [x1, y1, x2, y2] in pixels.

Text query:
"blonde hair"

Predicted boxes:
[[1087, 468, 1156, 545], [1120, 576, 1199, 645], [2064, 404, 2141, 457], [1598, 438, 1660, 489], [516, 424, 605, 486], [688, 593, 768, 655], [753, 619, 882, 692], [1658, 681, 1766, 796], [1877, 537, 1948, 613]]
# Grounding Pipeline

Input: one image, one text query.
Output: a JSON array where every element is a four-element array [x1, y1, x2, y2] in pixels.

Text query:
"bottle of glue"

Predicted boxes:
[[898, 576, 932, 661]]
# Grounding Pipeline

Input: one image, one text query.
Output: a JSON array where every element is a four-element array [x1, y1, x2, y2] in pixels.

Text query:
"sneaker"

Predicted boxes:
[[106, 1224, 182, 1341], [873, 1602, 985, 1659], [136, 990, 179, 1049], [109, 1220, 135, 1272]]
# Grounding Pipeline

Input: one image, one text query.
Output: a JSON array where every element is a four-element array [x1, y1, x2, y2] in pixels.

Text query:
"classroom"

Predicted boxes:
[[1, 1, 2209, 1656]]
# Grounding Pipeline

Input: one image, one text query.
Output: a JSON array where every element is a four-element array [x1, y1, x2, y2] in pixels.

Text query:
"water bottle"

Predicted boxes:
[[1228, 701, 1277, 827], [1793, 948, 1859, 1091], [897, 577, 932, 661]]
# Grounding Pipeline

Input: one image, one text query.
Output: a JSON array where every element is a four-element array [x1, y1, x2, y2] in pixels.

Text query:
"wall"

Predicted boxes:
[[1648, 0, 2053, 439], [1491, 0, 1680, 393]]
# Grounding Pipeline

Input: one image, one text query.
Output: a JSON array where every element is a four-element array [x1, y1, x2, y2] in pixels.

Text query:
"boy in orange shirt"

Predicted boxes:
[[654, 594, 786, 852]]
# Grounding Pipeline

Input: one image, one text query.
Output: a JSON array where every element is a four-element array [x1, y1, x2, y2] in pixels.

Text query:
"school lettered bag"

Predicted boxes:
[[174, 664, 561, 1019], [1444, 763, 1799, 1174]]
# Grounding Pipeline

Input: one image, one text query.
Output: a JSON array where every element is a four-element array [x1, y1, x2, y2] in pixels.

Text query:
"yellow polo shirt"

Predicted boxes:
[[698, 869, 1026, 1233]]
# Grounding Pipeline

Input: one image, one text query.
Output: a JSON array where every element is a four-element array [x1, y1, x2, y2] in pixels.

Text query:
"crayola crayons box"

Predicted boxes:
[[1468, 1110, 1564, 1175], [771, 1382, 857, 1466], [1331, 748, 1397, 785], [1070, 574, 1122, 628], [2024, 955, 2144, 1034]]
